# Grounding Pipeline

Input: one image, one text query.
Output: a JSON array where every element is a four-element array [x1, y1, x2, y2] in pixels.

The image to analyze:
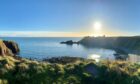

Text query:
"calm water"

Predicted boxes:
[[0, 37, 139, 62]]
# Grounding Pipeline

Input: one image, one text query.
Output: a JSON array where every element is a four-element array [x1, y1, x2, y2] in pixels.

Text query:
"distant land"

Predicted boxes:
[[61, 36, 140, 55]]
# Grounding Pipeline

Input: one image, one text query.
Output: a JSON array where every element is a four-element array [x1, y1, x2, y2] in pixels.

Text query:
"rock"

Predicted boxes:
[[43, 56, 84, 64], [0, 40, 20, 56], [60, 40, 79, 45], [0, 40, 14, 56], [3, 40, 20, 54], [114, 53, 128, 60]]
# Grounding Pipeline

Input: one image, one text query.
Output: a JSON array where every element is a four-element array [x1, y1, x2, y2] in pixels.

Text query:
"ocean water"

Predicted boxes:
[[0, 37, 116, 61]]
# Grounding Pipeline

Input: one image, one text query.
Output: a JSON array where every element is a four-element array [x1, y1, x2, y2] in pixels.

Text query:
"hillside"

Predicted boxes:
[[0, 56, 140, 84], [79, 36, 140, 54]]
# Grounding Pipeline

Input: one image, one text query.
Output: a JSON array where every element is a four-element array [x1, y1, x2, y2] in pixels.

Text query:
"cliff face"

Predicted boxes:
[[3, 40, 20, 54], [79, 36, 140, 54], [0, 40, 20, 56]]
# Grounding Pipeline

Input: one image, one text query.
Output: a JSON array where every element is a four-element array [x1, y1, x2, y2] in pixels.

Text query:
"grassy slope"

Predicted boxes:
[[0, 56, 140, 84]]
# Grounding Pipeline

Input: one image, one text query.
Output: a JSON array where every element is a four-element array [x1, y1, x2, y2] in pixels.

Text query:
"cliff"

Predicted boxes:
[[0, 40, 20, 56], [79, 36, 140, 54]]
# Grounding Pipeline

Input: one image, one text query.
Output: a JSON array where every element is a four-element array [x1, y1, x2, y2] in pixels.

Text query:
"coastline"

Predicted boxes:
[[0, 39, 139, 83]]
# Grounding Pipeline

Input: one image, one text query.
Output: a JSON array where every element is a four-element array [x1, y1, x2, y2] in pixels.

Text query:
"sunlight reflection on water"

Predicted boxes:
[[87, 54, 101, 62]]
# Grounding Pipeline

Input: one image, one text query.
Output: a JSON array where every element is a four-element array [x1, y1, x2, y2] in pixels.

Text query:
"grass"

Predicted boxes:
[[0, 56, 139, 84]]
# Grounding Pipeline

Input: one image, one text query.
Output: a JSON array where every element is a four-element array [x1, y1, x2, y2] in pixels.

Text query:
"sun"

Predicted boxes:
[[90, 21, 103, 37], [93, 22, 102, 30]]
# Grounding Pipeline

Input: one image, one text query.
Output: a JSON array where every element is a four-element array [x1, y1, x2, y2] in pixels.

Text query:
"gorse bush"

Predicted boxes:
[[0, 56, 139, 84]]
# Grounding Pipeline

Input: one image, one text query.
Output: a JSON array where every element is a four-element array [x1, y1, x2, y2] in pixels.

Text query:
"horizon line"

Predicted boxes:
[[0, 31, 139, 37]]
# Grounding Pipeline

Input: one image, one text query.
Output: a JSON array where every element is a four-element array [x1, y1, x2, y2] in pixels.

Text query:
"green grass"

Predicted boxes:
[[0, 56, 140, 84]]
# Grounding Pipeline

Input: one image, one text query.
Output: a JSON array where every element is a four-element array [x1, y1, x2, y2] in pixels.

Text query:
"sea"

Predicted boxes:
[[0, 37, 140, 62]]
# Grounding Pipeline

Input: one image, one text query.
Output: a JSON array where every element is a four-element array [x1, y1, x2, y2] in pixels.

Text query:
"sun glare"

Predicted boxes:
[[93, 22, 102, 30], [91, 21, 103, 37]]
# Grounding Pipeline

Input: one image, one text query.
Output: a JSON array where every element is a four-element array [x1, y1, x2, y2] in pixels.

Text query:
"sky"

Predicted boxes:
[[0, 0, 140, 37]]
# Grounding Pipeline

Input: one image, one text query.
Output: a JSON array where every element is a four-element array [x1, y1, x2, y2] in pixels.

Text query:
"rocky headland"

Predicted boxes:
[[61, 36, 140, 54]]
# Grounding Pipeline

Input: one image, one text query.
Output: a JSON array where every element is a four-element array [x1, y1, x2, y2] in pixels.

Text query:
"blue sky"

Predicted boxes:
[[0, 0, 140, 37]]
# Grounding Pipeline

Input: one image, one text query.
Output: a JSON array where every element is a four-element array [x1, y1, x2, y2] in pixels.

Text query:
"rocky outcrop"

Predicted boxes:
[[43, 57, 84, 64], [3, 40, 20, 54], [60, 40, 79, 45], [0, 40, 20, 56]]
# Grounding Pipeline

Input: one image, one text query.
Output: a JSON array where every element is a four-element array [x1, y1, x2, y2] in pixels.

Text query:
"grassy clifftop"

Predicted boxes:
[[0, 56, 140, 84]]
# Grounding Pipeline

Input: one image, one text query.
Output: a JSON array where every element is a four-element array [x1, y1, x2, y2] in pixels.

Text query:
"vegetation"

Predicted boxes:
[[0, 56, 139, 84]]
